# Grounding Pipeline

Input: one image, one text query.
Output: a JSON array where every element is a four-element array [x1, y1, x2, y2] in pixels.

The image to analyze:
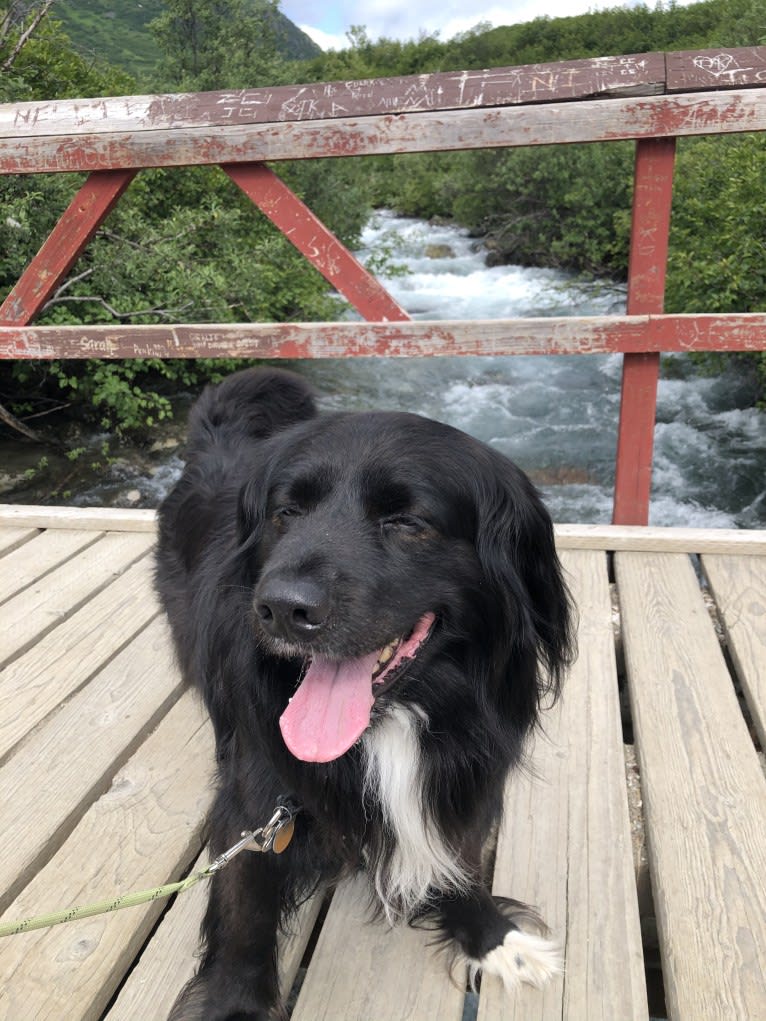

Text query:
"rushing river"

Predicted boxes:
[[26, 210, 764, 527], [297, 211, 766, 528]]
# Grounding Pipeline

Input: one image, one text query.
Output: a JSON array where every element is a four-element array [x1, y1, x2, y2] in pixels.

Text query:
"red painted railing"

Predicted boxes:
[[2, 47, 766, 524]]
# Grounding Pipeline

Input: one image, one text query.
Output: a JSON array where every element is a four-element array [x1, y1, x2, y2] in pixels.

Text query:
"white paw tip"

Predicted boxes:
[[469, 929, 563, 993]]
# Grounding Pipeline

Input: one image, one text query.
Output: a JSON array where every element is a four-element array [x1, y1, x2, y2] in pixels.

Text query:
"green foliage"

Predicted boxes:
[[0, 13, 134, 102], [666, 134, 766, 399], [150, 0, 286, 90], [667, 135, 766, 314]]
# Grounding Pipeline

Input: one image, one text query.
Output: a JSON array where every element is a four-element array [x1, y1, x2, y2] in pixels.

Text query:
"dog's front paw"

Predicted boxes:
[[468, 928, 563, 993]]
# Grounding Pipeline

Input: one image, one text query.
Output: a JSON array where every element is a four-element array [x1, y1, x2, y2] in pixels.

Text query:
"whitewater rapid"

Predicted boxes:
[[295, 211, 765, 528]]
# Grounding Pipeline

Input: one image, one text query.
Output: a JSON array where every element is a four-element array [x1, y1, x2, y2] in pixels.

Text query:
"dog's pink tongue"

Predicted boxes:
[[279, 651, 379, 763]]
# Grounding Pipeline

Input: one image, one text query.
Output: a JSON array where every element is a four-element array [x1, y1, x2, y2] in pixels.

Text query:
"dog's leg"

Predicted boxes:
[[169, 847, 287, 1021], [434, 887, 563, 994]]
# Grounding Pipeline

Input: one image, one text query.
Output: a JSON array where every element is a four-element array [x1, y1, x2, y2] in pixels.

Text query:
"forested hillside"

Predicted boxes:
[[0, 0, 764, 441], [55, 0, 320, 77]]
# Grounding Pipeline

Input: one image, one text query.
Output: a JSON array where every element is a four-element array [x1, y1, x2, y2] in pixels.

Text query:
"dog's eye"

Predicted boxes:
[[381, 514, 430, 536], [273, 506, 303, 529]]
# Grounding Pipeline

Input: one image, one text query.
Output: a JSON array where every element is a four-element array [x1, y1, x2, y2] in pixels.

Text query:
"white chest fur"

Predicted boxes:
[[362, 705, 469, 922]]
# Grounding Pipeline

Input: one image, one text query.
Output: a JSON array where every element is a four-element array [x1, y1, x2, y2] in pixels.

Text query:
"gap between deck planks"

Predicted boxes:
[[701, 553, 766, 750], [617, 551, 766, 1020]]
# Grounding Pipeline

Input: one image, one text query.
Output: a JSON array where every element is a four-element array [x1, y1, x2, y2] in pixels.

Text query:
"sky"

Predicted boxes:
[[281, 0, 700, 52]]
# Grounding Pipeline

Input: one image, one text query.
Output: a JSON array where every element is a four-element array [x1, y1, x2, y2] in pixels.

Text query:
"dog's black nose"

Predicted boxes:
[[255, 578, 330, 640]]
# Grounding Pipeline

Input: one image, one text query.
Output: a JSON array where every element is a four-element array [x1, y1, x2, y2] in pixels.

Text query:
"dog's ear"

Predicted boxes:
[[473, 449, 575, 703]]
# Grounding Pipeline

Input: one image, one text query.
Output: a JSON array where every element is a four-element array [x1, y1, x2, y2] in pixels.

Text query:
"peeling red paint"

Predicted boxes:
[[613, 138, 676, 526], [2, 314, 765, 361]]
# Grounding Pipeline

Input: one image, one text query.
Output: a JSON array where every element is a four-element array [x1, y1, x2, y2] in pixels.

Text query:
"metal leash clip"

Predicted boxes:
[[207, 803, 298, 874]]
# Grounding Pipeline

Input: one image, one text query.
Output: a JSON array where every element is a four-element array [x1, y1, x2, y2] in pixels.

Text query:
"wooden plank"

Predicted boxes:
[[0, 616, 184, 914], [225, 163, 408, 322], [3, 311, 766, 362], [0, 556, 159, 762], [478, 550, 647, 1021], [554, 524, 766, 555], [291, 874, 466, 1021], [105, 861, 322, 1021], [0, 526, 38, 555], [667, 47, 766, 92], [616, 551, 766, 1020], [702, 553, 766, 749], [1, 508, 764, 555], [2, 89, 765, 175], [0, 54, 668, 139], [0, 505, 156, 531], [0, 689, 214, 1021], [0, 170, 137, 324], [102, 852, 209, 1021], [0, 528, 101, 604], [0, 531, 152, 668], [613, 137, 675, 526]]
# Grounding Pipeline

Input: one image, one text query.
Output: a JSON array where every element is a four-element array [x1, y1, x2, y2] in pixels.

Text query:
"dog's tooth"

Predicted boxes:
[[377, 643, 396, 666]]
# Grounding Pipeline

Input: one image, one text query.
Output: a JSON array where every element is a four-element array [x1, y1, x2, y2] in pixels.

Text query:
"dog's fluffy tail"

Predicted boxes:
[[186, 367, 317, 454]]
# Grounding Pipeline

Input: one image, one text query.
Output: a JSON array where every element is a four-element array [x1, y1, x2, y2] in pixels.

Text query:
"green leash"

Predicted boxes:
[[0, 869, 209, 937], [0, 802, 298, 939]]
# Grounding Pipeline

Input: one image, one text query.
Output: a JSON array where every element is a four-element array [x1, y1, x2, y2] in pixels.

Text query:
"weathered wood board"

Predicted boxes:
[[701, 552, 766, 750], [290, 874, 466, 1021], [0, 556, 159, 761], [0, 617, 184, 913], [616, 551, 766, 1020], [0, 531, 153, 668], [0, 53, 669, 139], [0, 527, 101, 604], [667, 47, 766, 92], [479, 550, 647, 1021], [0, 690, 214, 1021], [3, 312, 766, 361], [3, 89, 766, 175], [0, 526, 38, 555]]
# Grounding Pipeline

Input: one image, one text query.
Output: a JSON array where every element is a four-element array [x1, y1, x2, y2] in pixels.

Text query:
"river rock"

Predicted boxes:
[[424, 243, 454, 259]]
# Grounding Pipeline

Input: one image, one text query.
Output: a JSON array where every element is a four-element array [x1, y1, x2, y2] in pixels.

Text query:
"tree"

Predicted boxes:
[[0, 0, 57, 72], [150, 0, 285, 91]]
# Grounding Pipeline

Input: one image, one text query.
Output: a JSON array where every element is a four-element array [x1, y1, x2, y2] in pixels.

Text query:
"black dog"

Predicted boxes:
[[155, 368, 574, 1020]]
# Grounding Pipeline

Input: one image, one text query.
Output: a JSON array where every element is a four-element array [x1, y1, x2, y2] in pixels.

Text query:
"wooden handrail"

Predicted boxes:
[[1, 45, 766, 525]]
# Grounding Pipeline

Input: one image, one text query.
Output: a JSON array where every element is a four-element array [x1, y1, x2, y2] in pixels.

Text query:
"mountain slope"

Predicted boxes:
[[55, 0, 321, 80]]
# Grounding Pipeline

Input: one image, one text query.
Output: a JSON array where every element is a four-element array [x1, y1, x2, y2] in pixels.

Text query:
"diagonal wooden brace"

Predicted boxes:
[[222, 163, 409, 323], [0, 168, 137, 326]]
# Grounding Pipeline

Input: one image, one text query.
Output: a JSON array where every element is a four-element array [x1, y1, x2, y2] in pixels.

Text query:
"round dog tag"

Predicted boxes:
[[272, 818, 295, 853]]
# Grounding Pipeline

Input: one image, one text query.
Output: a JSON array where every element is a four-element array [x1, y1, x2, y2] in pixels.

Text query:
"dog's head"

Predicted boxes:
[[235, 411, 574, 763]]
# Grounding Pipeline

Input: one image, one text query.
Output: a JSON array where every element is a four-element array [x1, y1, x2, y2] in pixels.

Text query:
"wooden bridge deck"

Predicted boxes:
[[1, 506, 765, 1021]]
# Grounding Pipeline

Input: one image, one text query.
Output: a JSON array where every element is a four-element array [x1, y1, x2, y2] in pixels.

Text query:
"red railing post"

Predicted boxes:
[[0, 169, 137, 326], [222, 163, 409, 323], [612, 137, 676, 525]]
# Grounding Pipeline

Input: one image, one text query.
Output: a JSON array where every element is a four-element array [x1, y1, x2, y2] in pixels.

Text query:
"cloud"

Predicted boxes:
[[282, 0, 697, 49], [299, 24, 348, 52]]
